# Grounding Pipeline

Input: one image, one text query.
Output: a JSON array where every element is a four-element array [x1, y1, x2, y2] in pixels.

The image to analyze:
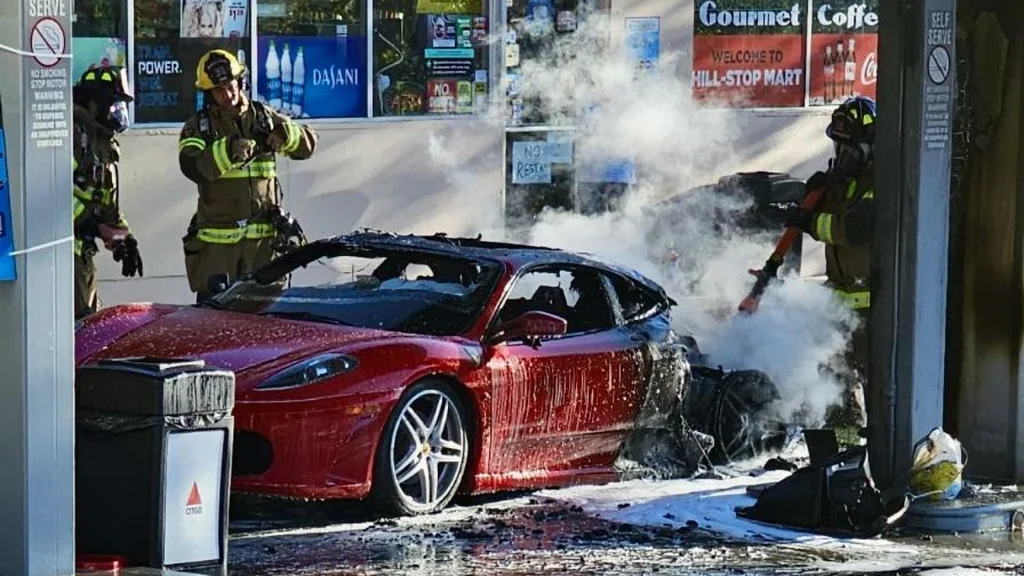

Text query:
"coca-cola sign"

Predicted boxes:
[[860, 51, 877, 85]]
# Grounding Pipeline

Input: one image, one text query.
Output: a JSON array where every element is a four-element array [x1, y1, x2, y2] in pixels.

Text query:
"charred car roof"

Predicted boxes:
[[255, 229, 675, 305]]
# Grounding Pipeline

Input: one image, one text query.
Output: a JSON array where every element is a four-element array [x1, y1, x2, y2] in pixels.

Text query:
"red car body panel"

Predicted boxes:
[[74, 236, 677, 501]]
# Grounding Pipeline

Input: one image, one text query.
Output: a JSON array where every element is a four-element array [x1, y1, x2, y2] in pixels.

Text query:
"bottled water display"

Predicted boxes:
[[266, 39, 282, 110], [263, 40, 306, 118], [291, 48, 306, 117]]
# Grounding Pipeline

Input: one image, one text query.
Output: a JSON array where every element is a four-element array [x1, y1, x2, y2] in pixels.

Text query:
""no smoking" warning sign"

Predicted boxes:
[[29, 17, 65, 68]]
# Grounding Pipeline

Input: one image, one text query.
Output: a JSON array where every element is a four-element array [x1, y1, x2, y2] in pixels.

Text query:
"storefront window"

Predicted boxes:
[[503, 0, 610, 126], [133, 0, 253, 123], [372, 0, 491, 116], [256, 0, 368, 119], [72, 0, 129, 82]]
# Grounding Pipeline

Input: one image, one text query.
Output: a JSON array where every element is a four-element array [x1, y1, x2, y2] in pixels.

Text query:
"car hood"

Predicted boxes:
[[90, 306, 399, 374]]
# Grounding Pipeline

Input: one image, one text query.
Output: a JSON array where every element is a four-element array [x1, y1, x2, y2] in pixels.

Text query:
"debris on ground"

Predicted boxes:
[[763, 456, 799, 472]]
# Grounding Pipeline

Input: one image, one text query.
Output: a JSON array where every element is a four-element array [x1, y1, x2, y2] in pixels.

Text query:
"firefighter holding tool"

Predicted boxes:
[[786, 96, 877, 427], [178, 49, 318, 303], [72, 65, 144, 320]]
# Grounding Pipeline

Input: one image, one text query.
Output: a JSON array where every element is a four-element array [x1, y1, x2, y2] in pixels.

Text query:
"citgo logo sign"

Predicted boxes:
[[185, 481, 203, 516]]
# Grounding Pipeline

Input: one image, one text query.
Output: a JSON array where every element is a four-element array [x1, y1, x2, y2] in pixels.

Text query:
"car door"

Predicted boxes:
[[600, 271, 680, 438], [553, 268, 649, 466], [482, 264, 646, 480]]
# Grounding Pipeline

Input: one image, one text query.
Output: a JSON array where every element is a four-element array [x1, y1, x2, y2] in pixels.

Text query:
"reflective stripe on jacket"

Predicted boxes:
[[196, 222, 277, 244], [835, 287, 870, 309]]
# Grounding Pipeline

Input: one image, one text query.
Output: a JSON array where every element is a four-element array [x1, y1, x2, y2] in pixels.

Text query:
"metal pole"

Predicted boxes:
[[0, 1, 76, 573], [870, 0, 957, 488], [868, 0, 905, 491]]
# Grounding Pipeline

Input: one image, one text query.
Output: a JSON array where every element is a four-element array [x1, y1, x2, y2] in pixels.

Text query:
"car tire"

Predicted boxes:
[[371, 378, 471, 516], [710, 369, 788, 464]]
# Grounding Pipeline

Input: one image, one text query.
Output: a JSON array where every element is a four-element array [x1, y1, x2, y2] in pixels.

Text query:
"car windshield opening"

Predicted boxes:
[[207, 248, 502, 337]]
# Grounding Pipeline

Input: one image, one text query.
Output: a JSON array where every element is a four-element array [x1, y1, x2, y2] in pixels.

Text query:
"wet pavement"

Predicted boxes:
[[226, 493, 1024, 576], [230, 496, 823, 575]]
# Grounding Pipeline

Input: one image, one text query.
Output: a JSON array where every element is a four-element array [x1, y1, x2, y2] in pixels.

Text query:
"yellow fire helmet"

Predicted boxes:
[[195, 49, 246, 91]]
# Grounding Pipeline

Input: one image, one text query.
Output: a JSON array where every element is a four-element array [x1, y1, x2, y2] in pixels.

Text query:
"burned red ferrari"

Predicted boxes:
[[76, 231, 785, 515]]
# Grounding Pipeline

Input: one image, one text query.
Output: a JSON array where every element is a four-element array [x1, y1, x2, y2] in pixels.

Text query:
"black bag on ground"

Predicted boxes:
[[735, 445, 910, 537]]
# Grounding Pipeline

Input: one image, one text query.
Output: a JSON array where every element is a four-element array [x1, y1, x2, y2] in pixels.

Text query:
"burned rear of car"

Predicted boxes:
[[586, 250, 788, 478], [614, 322, 789, 478]]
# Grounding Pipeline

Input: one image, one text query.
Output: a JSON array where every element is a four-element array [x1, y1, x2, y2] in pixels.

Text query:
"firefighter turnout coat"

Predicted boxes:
[[177, 92, 317, 294], [806, 168, 874, 311], [73, 104, 132, 319]]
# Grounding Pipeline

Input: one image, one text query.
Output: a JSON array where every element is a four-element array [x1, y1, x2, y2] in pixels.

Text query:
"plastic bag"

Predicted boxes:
[[735, 444, 911, 537], [908, 427, 965, 501]]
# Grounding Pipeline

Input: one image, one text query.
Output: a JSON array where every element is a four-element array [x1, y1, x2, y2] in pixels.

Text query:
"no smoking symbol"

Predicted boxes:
[[928, 45, 950, 85], [30, 17, 65, 68]]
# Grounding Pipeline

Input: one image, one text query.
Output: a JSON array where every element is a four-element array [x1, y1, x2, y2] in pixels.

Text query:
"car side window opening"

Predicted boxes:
[[606, 273, 663, 324], [499, 267, 615, 335]]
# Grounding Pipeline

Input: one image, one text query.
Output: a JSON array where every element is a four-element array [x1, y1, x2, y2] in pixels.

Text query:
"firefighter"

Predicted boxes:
[[787, 96, 876, 428], [177, 49, 318, 302], [72, 65, 144, 320]]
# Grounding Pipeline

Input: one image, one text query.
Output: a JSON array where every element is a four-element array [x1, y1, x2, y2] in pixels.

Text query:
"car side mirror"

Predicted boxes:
[[491, 311, 568, 346], [206, 273, 230, 297]]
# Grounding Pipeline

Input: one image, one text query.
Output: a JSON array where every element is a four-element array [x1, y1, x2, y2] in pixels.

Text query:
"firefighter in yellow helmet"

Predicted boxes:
[[73, 65, 144, 320], [178, 49, 318, 302], [787, 96, 877, 428]]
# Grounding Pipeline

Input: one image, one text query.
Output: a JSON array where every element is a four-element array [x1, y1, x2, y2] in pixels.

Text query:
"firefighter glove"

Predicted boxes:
[[229, 136, 257, 164], [785, 208, 816, 235], [266, 122, 290, 153], [268, 206, 305, 253], [112, 234, 144, 278], [806, 170, 830, 191]]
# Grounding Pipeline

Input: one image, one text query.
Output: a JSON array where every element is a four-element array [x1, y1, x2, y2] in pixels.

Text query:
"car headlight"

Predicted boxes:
[[256, 353, 359, 390]]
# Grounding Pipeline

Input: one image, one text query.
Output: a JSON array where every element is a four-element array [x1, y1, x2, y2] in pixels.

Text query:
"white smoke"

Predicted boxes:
[[427, 9, 856, 426]]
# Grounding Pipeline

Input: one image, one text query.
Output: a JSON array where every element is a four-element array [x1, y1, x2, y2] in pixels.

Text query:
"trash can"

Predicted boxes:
[[75, 357, 235, 574]]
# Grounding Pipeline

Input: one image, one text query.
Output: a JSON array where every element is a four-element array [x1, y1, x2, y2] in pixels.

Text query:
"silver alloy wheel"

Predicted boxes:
[[388, 388, 466, 513]]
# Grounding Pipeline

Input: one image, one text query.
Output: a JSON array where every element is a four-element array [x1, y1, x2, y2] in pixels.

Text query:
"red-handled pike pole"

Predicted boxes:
[[737, 183, 827, 314]]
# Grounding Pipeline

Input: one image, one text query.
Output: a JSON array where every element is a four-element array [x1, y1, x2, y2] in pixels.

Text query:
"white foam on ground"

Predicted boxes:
[[538, 469, 1024, 573], [917, 565, 1011, 569], [536, 470, 906, 550], [536, 469, 921, 555]]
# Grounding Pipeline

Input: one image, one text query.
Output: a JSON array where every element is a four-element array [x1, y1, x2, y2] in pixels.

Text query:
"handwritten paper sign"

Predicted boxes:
[[511, 140, 552, 184]]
